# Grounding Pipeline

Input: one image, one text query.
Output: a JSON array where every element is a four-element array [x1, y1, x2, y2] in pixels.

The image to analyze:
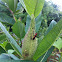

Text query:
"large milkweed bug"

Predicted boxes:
[[33, 33, 37, 40]]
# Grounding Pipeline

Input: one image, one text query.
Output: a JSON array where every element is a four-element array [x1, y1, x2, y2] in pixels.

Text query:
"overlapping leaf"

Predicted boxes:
[[0, 46, 6, 54], [23, 0, 44, 17], [0, 34, 6, 41], [33, 19, 62, 61], [2, 0, 18, 12], [12, 21, 25, 40], [45, 20, 57, 35], [0, 22, 22, 57], [0, 13, 15, 25]]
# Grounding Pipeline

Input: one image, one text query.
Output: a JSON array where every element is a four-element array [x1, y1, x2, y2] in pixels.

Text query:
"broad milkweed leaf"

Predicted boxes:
[[12, 21, 25, 40], [33, 19, 62, 61], [0, 54, 11, 59], [0, 22, 22, 57], [8, 54, 20, 60], [19, 0, 26, 10], [0, 13, 15, 25], [23, 0, 45, 18], [2, 0, 18, 12]]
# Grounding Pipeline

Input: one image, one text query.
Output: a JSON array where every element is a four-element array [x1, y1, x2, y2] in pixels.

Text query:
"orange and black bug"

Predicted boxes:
[[33, 33, 37, 40]]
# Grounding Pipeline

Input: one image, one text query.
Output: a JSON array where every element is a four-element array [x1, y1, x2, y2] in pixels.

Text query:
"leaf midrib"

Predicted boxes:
[[34, 0, 38, 16]]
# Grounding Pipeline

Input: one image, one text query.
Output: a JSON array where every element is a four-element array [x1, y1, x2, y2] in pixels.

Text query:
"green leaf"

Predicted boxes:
[[0, 53, 19, 60], [19, 0, 26, 10], [16, 2, 23, 14], [0, 46, 6, 54], [0, 13, 15, 25], [5, 43, 13, 51], [0, 54, 11, 59], [0, 22, 22, 57], [0, 41, 8, 51], [12, 21, 25, 40], [53, 38, 62, 50], [8, 50, 15, 54], [0, 34, 6, 41], [37, 46, 54, 62], [35, 13, 42, 33], [8, 54, 19, 60], [0, 4, 7, 12], [33, 19, 62, 61], [2, 0, 18, 12], [37, 20, 56, 61], [45, 20, 57, 35], [24, 0, 45, 17], [37, 20, 56, 62], [41, 46, 54, 62]]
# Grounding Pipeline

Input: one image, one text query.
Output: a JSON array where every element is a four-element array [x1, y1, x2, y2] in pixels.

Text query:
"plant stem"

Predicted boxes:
[[7, 8, 16, 22]]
